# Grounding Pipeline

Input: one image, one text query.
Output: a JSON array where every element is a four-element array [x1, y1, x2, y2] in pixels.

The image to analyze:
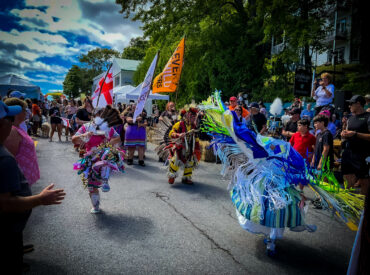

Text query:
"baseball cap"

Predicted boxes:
[[290, 108, 301, 115], [249, 102, 259, 108], [9, 90, 26, 98], [347, 95, 366, 106], [0, 101, 22, 119], [229, 96, 237, 101]]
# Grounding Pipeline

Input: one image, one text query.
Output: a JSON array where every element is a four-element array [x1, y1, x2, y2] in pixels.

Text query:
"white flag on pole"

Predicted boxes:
[[133, 52, 159, 123]]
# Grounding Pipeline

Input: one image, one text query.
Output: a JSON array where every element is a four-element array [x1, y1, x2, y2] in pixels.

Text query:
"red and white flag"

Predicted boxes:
[[61, 117, 70, 128], [92, 67, 113, 108]]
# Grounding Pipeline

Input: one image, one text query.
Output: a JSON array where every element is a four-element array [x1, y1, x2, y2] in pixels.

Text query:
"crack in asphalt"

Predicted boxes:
[[152, 192, 247, 271]]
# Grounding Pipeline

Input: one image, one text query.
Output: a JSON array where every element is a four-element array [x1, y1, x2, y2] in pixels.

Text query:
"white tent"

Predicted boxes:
[[113, 85, 136, 105], [115, 83, 169, 116]]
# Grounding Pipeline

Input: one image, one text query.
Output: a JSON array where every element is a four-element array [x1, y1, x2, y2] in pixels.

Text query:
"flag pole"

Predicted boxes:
[[174, 35, 185, 107], [95, 62, 113, 110]]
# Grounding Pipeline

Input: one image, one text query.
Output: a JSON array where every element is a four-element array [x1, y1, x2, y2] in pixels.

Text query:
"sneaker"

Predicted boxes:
[[168, 177, 175, 184], [127, 159, 133, 165], [90, 207, 101, 214], [138, 160, 145, 167], [181, 178, 193, 185], [102, 183, 110, 192]]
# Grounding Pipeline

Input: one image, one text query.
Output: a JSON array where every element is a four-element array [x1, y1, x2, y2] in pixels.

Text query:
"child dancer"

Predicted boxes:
[[72, 107, 123, 213]]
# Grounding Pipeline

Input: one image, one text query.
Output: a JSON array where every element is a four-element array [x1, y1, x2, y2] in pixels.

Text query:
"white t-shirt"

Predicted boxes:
[[314, 84, 335, 107]]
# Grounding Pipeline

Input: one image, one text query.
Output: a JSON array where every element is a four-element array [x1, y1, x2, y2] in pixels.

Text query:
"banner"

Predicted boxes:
[[152, 38, 185, 94], [91, 66, 113, 108], [133, 52, 159, 122]]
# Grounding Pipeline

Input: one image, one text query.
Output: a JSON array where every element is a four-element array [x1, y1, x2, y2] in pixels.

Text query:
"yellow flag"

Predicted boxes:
[[152, 38, 185, 94]]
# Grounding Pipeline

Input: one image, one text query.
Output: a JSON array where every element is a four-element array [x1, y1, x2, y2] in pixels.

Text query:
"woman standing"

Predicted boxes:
[[311, 73, 335, 114], [125, 109, 148, 166], [4, 98, 40, 185], [49, 100, 63, 142]]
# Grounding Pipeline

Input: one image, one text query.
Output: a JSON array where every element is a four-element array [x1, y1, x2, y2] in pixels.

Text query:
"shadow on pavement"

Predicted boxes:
[[24, 259, 66, 275], [170, 182, 227, 200], [94, 213, 154, 242], [254, 237, 349, 274]]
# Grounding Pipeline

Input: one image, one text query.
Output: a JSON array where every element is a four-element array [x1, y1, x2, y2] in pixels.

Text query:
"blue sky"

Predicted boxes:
[[0, 0, 142, 93]]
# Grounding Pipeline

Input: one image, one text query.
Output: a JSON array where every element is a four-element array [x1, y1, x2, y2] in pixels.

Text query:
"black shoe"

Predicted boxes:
[[138, 160, 145, 167], [23, 244, 34, 254], [127, 159, 133, 165]]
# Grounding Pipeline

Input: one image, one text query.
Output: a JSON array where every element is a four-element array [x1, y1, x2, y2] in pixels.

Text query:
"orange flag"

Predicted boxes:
[[152, 38, 185, 94]]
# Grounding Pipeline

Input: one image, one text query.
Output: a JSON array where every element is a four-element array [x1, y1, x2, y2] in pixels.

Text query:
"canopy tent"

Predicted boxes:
[[115, 83, 169, 116], [0, 74, 42, 99]]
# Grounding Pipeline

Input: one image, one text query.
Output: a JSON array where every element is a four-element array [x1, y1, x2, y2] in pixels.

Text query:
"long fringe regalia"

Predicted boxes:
[[200, 90, 364, 237], [73, 142, 125, 189]]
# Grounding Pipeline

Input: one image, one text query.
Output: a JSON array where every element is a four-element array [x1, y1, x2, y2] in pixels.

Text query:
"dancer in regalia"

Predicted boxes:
[[72, 106, 124, 213], [200, 91, 364, 256], [166, 107, 201, 185]]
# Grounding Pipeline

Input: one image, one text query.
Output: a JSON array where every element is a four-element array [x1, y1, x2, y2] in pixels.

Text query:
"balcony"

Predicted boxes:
[[323, 30, 348, 44], [271, 43, 284, 55]]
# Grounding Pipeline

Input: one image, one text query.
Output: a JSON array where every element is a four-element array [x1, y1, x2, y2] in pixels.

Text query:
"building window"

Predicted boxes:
[[351, 46, 360, 61], [336, 47, 345, 64], [114, 75, 120, 87], [338, 18, 346, 33]]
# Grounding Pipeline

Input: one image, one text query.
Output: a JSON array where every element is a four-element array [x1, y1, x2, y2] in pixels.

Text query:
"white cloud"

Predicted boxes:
[[15, 50, 41, 61]]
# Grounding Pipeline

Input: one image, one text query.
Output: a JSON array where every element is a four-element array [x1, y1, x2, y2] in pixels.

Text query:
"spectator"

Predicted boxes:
[[248, 102, 267, 134], [289, 119, 316, 162], [301, 103, 314, 121], [75, 97, 93, 128], [229, 96, 250, 118], [77, 100, 82, 108], [365, 94, 370, 112], [65, 99, 78, 139], [101, 106, 124, 146], [125, 109, 148, 166], [341, 95, 370, 194], [0, 101, 65, 273], [282, 108, 301, 141], [3, 98, 40, 185], [234, 106, 247, 125], [311, 114, 334, 171], [152, 104, 160, 125], [31, 99, 41, 136], [291, 96, 302, 110], [25, 99, 33, 135], [319, 110, 337, 136], [259, 102, 268, 118], [117, 102, 123, 113], [49, 100, 63, 142], [237, 92, 244, 105], [311, 72, 335, 114], [281, 108, 291, 126], [331, 113, 341, 129], [159, 101, 177, 124]]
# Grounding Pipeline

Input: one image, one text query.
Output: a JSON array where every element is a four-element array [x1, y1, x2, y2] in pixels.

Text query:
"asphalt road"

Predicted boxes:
[[23, 138, 356, 274]]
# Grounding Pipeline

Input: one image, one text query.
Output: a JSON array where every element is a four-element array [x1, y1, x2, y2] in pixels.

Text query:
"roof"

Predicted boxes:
[[113, 58, 140, 71], [0, 74, 36, 86]]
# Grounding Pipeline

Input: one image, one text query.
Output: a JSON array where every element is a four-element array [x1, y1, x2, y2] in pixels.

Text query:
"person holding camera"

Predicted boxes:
[[311, 73, 335, 115]]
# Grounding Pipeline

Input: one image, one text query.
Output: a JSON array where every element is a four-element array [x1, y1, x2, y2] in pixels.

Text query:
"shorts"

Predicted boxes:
[[50, 117, 62, 124], [341, 149, 369, 179]]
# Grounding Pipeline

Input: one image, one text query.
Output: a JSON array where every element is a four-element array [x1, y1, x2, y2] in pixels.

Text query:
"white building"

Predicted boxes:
[[92, 57, 141, 93]]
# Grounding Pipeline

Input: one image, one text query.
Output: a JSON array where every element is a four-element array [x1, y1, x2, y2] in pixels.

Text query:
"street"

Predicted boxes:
[[24, 139, 356, 274]]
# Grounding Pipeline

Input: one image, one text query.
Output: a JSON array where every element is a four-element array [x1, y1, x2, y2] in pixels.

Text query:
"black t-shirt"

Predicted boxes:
[[346, 112, 370, 155], [314, 129, 334, 169], [284, 120, 298, 133], [0, 145, 32, 233], [250, 113, 267, 133], [76, 108, 91, 122], [49, 106, 60, 117]]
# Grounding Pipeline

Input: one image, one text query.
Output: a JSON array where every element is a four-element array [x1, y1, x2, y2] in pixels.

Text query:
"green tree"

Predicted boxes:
[[117, 0, 268, 106], [79, 48, 120, 72], [63, 65, 82, 98], [121, 37, 148, 60]]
